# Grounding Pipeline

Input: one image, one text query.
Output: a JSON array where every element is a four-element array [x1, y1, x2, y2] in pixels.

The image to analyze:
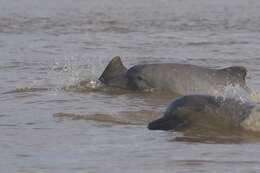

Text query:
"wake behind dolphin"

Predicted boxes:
[[99, 56, 249, 96]]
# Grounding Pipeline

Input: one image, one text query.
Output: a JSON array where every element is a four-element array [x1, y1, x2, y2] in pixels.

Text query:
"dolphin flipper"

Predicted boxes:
[[99, 56, 128, 88]]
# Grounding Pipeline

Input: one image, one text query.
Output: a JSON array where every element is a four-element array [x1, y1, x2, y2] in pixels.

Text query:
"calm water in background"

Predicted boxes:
[[1, 0, 260, 172]]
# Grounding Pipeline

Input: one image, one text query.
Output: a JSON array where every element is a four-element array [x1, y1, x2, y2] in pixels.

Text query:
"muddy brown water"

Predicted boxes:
[[1, 0, 260, 172]]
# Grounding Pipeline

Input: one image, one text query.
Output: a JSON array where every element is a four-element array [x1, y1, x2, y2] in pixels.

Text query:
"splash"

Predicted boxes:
[[63, 79, 105, 92], [214, 85, 260, 133], [211, 84, 260, 105], [47, 57, 105, 92], [212, 84, 258, 103]]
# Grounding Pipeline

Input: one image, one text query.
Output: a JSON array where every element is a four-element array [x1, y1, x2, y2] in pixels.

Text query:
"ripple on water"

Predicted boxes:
[[2, 87, 50, 95], [175, 160, 260, 166], [169, 125, 260, 144], [53, 110, 161, 126], [16, 154, 31, 158], [0, 114, 10, 118], [0, 123, 19, 127]]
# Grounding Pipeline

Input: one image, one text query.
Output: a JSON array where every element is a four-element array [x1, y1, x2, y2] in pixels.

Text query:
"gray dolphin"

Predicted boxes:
[[99, 57, 248, 95], [148, 95, 260, 132], [99, 56, 128, 89]]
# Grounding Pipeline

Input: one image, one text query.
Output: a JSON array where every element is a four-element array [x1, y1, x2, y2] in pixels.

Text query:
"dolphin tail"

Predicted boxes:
[[99, 56, 128, 88]]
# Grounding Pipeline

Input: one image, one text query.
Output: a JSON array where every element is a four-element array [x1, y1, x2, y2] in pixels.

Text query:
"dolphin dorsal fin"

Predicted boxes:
[[99, 56, 127, 83], [220, 66, 247, 82]]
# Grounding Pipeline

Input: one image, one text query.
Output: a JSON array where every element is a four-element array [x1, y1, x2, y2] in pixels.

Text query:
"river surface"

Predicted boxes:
[[1, 0, 260, 172]]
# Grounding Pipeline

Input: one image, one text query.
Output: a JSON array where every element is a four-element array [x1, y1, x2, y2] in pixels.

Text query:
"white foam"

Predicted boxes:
[[248, 88, 260, 103], [47, 57, 104, 90], [213, 84, 252, 103], [241, 106, 260, 132]]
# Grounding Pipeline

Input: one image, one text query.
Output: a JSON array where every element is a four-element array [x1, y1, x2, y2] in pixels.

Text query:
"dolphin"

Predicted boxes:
[[148, 95, 260, 132], [99, 56, 249, 95], [99, 56, 128, 89]]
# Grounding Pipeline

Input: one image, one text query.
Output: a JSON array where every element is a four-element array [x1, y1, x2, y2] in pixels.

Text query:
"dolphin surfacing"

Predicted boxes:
[[99, 56, 128, 89], [99, 57, 249, 95], [126, 64, 248, 95], [148, 95, 260, 132]]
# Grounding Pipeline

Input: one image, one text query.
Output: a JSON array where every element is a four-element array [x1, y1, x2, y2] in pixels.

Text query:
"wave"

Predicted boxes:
[[173, 129, 260, 144], [1, 87, 50, 95], [53, 110, 161, 125]]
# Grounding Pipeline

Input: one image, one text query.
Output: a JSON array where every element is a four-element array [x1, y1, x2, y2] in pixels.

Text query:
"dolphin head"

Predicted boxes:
[[148, 97, 188, 131], [147, 95, 218, 131], [99, 56, 128, 89], [126, 65, 153, 91], [148, 109, 185, 130]]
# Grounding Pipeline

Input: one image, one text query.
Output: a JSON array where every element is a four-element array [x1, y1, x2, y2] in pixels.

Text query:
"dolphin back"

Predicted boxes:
[[219, 66, 247, 86], [99, 56, 128, 88]]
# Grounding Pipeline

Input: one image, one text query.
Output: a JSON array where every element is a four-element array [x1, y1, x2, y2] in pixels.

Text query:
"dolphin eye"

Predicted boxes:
[[137, 76, 143, 81]]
